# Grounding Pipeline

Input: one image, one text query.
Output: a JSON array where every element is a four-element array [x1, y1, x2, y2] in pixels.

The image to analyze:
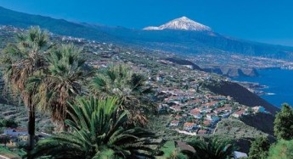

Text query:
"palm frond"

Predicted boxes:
[[88, 64, 154, 127], [32, 96, 158, 159], [33, 44, 93, 125], [185, 137, 235, 159]]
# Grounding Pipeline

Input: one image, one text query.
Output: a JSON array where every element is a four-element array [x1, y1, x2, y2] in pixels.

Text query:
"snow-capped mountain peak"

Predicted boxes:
[[143, 16, 211, 31]]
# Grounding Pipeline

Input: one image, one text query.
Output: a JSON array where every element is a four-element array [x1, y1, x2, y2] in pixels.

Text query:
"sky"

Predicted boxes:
[[1, 0, 293, 46]]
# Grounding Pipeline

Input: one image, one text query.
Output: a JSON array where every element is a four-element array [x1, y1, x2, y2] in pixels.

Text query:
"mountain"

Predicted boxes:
[[1, 6, 293, 60], [143, 16, 212, 31], [119, 29, 293, 59], [96, 17, 293, 60]]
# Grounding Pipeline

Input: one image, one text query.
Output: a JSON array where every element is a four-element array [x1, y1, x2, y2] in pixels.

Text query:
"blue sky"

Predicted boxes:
[[1, 0, 293, 46]]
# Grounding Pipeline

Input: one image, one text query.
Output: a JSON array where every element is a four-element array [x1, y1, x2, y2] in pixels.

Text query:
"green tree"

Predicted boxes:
[[274, 103, 293, 140], [89, 64, 154, 126], [247, 107, 254, 115], [183, 137, 234, 159], [1, 119, 18, 128], [31, 96, 158, 159], [0, 26, 51, 158], [248, 137, 270, 159], [158, 141, 188, 159], [33, 44, 93, 130], [267, 140, 293, 159]]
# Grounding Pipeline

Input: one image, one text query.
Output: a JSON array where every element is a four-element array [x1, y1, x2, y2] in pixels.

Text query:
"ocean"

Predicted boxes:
[[233, 68, 293, 108]]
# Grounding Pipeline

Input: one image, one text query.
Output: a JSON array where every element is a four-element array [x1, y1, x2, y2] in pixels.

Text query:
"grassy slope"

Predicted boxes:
[[0, 146, 21, 159]]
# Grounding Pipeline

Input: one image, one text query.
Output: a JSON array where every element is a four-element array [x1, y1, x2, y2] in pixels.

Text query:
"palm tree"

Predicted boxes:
[[183, 137, 234, 159], [0, 26, 51, 157], [33, 44, 93, 130], [89, 64, 154, 126], [31, 96, 158, 159]]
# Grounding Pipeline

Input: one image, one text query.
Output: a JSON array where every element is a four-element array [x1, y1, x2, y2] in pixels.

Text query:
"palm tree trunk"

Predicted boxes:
[[27, 99, 35, 159]]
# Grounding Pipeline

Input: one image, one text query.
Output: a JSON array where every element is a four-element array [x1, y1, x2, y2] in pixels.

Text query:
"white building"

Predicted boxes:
[[169, 120, 179, 127], [4, 128, 28, 137], [252, 106, 266, 113], [233, 151, 248, 159]]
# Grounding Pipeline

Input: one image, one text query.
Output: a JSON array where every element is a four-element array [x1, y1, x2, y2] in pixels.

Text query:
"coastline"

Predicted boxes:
[[233, 68, 293, 108]]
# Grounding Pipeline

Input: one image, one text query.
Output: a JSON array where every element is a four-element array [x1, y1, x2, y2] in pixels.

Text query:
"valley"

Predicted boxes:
[[0, 5, 292, 158]]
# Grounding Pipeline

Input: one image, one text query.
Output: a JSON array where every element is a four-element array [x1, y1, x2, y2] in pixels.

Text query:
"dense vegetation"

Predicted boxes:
[[248, 137, 270, 159], [0, 27, 237, 159], [267, 139, 293, 159], [247, 104, 293, 159], [273, 103, 293, 140]]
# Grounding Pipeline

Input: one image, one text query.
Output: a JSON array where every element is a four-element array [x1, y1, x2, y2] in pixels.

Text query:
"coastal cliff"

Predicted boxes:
[[204, 80, 278, 114], [204, 80, 278, 135]]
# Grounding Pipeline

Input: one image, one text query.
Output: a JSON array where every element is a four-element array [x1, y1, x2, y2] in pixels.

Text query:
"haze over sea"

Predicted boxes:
[[234, 68, 293, 108]]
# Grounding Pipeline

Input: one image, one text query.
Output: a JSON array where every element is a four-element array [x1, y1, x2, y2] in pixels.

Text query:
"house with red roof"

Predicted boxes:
[[189, 108, 202, 119], [232, 110, 245, 118], [183, 122, 196, 131]]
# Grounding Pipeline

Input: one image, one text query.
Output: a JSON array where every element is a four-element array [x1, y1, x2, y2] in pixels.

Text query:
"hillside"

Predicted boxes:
[[0, 25, 281, 156], [0, 6, 116, 42], [204, 80, 278, 114], [164, 57, 203, 70], [240, 113, 275, 136]]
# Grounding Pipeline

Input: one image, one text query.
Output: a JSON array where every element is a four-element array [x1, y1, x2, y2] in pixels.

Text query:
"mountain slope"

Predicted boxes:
[[140, 17, 293, 59], [0, 6, 116, 42], [107, 28, 293, 59], [92, 17, 293, 59]]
